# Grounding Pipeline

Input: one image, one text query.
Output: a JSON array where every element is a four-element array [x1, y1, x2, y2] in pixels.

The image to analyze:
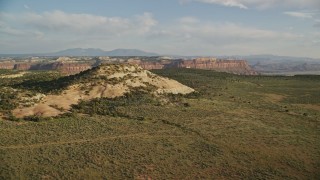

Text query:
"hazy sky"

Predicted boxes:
[[1, 0, 320, 58]]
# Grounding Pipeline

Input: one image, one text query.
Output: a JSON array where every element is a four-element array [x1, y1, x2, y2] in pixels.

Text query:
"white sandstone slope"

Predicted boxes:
[[13, 64, 194, 117]]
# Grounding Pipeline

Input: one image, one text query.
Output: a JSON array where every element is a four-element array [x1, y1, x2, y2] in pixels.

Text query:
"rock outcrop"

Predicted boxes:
[[12, 64, 195, 117]]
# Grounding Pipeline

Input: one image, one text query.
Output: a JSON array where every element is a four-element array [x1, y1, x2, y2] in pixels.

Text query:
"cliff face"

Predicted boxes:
[[0, 57, 257, 75], [0, 63, 15, 69], [175, 58, 258, 75], [0, 62, 91, 75], [128, 58, 257, 75], [14, 63, 32, 70], [56, 63, 92, 75]]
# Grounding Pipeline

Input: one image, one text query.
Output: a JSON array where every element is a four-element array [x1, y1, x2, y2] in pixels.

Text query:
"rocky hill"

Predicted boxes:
[[12, 64, 194, 118]]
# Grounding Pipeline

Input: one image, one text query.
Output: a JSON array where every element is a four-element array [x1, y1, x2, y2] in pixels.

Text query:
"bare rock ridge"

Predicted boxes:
[[0, 57, 257, 75], [12, 64, 195, 118]]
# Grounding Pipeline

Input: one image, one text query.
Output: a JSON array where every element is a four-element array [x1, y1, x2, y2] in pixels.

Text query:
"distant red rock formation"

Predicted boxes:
[[14, 63, 32, 70], [177, 58, 257, 75], [128, 58, 257, 75], [0, 62, 91, 75], [0, 62, 15, 69], [0, 57, 257, 75], [56, 62, 92, 75]]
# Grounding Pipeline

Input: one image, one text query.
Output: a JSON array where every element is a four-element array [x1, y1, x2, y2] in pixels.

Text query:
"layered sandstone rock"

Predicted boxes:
[[56, 62, 92, 75], [175, 58, 258, 75], [7, 62, 92, 75], [14, 63, 32, 70], [0, 62, 15, 69], [0, 57, 257, 75], [127, 58, 257, 75]]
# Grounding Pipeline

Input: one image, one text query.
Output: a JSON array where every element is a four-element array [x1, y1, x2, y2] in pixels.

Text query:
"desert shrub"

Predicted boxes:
[[57, 112, 78, 118], [0, 88, 19, 111], [11, 68, 96, 94], [0, 69, 21, 75], [183, 102, 190, 107], [23, 115, 49, 122], [184, 91, 201, 98], [71, 90, 159, 118], [6, 112, 20, 121], [49, 104, 64, 111]]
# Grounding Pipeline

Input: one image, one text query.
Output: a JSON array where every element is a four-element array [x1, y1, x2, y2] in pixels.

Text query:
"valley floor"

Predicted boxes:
[[0, 69, 319, 179]]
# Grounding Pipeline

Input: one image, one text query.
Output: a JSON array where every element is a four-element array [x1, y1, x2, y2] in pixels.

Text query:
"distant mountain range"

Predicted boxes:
[[0, 48, 159, 57], [48, 48, 159, 56], [1, 49, 319, 61]]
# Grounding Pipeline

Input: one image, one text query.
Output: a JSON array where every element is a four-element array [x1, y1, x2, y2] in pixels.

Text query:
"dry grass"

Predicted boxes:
[[294, 104, 320, 111], [1, 68, 319, 179]]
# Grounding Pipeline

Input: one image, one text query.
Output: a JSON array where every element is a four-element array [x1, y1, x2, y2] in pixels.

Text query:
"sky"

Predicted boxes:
[[0, 0, 320, 58]]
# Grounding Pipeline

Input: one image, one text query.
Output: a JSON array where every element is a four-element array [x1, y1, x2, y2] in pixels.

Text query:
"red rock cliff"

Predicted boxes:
[[55, 62, 92, 75], [1, 57, 257, 75], [127, 58, 257, 75], [1, 62, 91, 75], [0, 63, 15, 69], [14, 63, 33, 70], [175, 58, 257, 75]]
